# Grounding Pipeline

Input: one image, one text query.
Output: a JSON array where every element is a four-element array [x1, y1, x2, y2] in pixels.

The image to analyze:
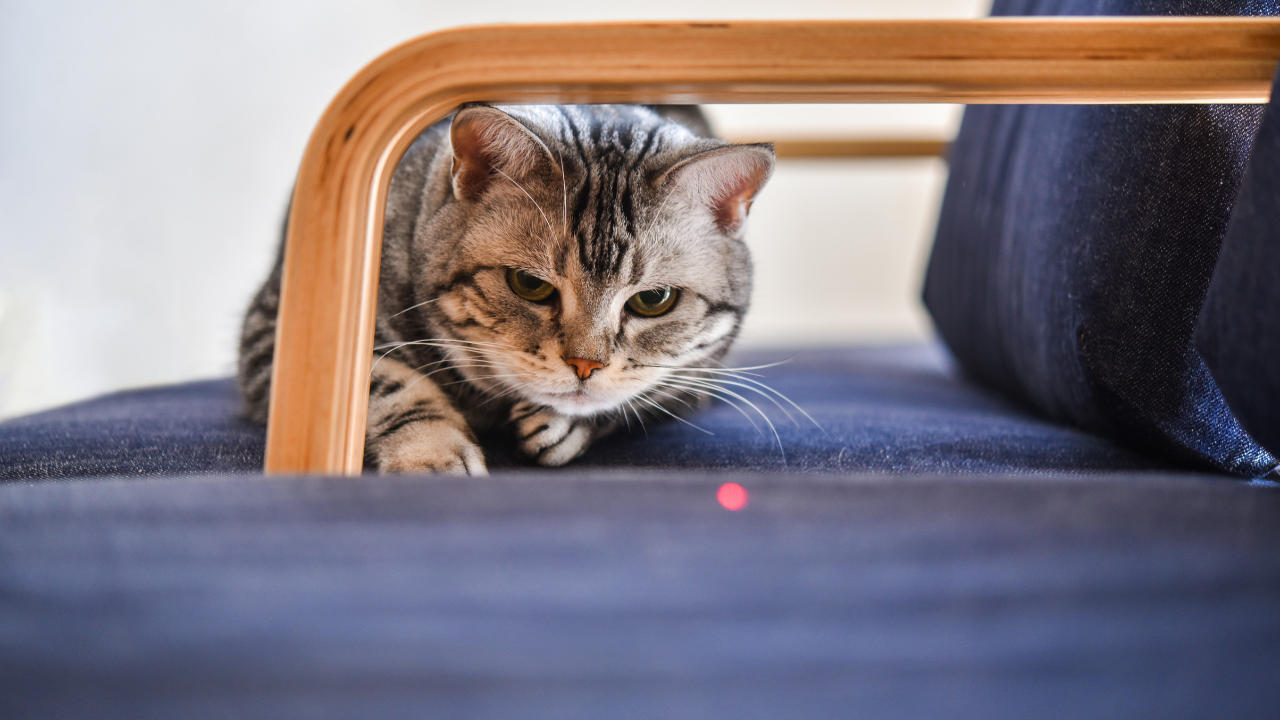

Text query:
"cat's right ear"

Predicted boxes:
[[449, 106, 555, 203], [659, 143, 775, 237]]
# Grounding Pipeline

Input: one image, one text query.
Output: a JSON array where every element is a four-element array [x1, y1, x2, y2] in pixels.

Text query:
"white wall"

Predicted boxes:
[[0, 0, 984, 419]]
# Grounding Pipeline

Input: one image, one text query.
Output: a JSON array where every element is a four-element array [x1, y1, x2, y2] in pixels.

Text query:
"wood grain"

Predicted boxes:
[[266, 19, 1280, 475], [728, 137, 952, 159]]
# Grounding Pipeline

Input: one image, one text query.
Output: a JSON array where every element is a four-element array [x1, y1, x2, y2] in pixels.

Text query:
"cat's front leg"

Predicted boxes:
[[365, 356, 487, 475], [508, 401, 617, 467]]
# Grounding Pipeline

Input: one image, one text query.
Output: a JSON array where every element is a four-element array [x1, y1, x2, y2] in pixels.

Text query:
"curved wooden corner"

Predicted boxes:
[[265, 18, 1280, 475]]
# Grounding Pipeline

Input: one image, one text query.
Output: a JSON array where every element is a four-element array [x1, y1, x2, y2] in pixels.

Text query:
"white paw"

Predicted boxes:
[[511, 404, 593, 467], [375, 421, 488, 476]]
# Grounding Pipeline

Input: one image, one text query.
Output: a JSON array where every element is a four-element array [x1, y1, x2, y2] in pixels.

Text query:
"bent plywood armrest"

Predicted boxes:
[[266, 18, 1280, 475], [724, 137, 952, 159]]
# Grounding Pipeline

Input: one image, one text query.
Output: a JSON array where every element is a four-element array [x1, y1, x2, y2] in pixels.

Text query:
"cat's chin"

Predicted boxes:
[[526, 388, 626, 418]]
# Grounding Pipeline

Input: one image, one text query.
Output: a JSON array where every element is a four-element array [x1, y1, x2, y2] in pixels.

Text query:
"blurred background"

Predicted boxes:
[[0, 0, 985, 419]]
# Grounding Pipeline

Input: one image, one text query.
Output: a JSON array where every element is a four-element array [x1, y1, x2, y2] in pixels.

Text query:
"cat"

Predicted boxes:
[[239, 104, 774, 474]]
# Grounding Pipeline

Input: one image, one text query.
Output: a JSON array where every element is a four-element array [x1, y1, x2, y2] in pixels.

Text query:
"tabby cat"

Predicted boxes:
[[239, 104, 774, 474]]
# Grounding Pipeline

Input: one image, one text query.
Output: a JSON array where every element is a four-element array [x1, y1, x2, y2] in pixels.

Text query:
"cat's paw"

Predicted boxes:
[[510, 403, 593, 467], [375, 421, 488, 476]]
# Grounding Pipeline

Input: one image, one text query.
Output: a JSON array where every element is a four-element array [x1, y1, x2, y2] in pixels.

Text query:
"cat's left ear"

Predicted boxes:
[[661, 144, 775, 236], [449, 105, 557, 202]]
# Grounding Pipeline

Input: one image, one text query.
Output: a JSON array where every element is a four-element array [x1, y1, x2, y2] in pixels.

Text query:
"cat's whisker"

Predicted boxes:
[[472, 380, 537, 408], [375, 336, 515, 349], [436, 373, 528, 389], [375, 339, 513, 353], [626, 399, 648, 438], [373, 345, 506, 371], [394, 362, 507, 395], [644, 385, 697, 411], [660, 377, 786, 462], [665, 368, 793, 420], [649, 358, 793, 374], [383, 297, 441, 322], [653, 362, 823, 432], [419, 362, 507, 376], [404, 349, 504, 364], [402, 352, 505, 368], [656, 379, 761, 434], [556, 144, 568, 237], [665, 365, 765, 378], [494, 166, 556, 238], [702, 371, 824, 433], [394, 358, 500, 377], [370, 339, 509, 376], [664, 373, 801, 428], [641, 182, 678, 239], [634, 394, 713, 435]]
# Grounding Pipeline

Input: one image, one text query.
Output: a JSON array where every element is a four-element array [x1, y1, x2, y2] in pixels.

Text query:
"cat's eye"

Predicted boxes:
[[507, 268, 556, 302], [626, 287, 678, 317]]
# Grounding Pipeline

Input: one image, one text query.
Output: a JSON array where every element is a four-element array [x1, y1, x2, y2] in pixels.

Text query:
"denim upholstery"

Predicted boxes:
[[1196, 68, 1280, 454], [923, 0, 1279, 477], [0, 378, 265, 480], [0, 345, 1163, 480], [2, 470, 1278, 719]]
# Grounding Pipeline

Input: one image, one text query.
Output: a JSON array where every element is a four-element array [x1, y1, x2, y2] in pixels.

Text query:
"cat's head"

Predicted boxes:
[[418, 104, 773, 417]]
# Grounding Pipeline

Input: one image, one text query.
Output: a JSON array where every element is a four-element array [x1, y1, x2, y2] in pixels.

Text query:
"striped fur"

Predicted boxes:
[[240, 105, 773, 474]]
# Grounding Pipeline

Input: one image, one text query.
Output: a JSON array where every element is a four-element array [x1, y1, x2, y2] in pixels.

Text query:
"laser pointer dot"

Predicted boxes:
[[717, 482, 749, 511]]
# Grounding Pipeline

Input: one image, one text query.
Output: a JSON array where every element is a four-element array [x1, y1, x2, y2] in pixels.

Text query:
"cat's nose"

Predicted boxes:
[[564, 357, 604, 380]]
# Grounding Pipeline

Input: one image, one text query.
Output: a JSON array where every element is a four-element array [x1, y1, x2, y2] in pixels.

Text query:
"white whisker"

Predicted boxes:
[[645, 385, 697, 411], [474, 384, 528, 409], [635, 394, 712, 435], [436, 373, 527, 389], [670, 375, 800, 427], [641, 182, 678, 239], [652, 360, 822, 432], [657, 380, 760, 433], [370, 339, 510, 376], [650, 358, 793, 374], [556, 144, 568, 236], [699, 371, 824, 433], [494, 166, 555, 238], [383, 297, 440, 322], [661, 377, 785, 463], [375, 338, 514, 351], [625, 398, 648, 438]]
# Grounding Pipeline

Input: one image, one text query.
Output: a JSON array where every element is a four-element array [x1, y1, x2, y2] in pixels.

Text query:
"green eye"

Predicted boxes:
[[626, 287, 678, 317], [507, 268, 555, 302]]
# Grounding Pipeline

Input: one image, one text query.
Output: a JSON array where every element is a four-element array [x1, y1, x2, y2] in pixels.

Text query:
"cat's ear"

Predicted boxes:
[[449, 105, 556, 202], [661, 144, 775, 236]]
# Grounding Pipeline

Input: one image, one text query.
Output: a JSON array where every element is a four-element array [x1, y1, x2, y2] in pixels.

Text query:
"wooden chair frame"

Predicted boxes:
[[265, 18, 1280, 476]]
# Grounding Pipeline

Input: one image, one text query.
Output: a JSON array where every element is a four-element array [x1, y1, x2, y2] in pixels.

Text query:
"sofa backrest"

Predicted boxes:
[[923, 0, 1280, 477]]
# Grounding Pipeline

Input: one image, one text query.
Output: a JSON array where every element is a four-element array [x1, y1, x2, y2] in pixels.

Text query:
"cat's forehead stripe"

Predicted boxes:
[[550, 109, 675, 281]]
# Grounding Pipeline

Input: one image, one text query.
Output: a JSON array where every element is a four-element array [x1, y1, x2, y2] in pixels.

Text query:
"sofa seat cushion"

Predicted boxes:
[[0, 344, 1164, 480], [0, 378, 264, 480], [2, 471, 1277, 718]]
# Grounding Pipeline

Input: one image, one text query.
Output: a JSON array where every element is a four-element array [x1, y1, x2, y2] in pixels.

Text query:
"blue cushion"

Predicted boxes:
[[2, 470, 1277, 718], [0, 345, 1161, 480], [0, 379, 264, 480], [923, 0, 1279, 478], [1197, 67, 1280, 454]]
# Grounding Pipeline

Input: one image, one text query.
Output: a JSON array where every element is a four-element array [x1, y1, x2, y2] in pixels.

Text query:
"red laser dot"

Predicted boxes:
[[717, 482, 749, 511]]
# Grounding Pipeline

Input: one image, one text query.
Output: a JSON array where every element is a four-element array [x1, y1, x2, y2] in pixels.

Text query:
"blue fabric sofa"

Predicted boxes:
[[4, 3, 1280, 718], [0, 344, 1165, 481]]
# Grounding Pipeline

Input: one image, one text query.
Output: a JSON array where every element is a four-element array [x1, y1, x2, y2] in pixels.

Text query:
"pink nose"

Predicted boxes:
[[565, 357, 604, 380]]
